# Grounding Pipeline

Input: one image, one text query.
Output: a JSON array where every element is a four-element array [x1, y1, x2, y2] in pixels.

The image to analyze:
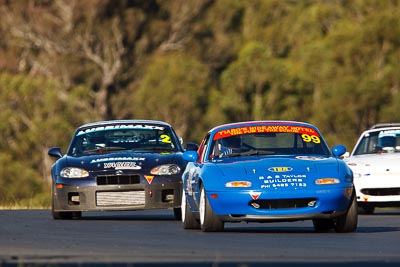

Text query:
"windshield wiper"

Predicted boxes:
[[241, 150, 275, 156], [132, 146, 175, 152], [221, 150, 275, 158], [83, 146, 126, 154]]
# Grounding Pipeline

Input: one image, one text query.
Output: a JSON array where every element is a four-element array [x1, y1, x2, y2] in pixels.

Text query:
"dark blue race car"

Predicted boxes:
[[48, 120, 192, 220], [181, 121, 357, 232]]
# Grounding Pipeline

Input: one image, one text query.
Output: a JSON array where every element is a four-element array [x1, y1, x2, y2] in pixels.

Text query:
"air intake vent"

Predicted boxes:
[[249, 198, 316, 209], [96, 190, 145, 206], [361, 188, 400, 196], [97, 175, 140, 185]]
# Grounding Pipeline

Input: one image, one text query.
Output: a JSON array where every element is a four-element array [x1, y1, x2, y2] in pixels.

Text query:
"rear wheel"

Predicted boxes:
[[199, 186, 224, 232], [334, 193, 358, 233], [181, 189, 200, 229]]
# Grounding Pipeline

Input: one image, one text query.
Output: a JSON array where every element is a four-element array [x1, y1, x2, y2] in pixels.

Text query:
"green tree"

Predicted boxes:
[[0, 72, 95, 206], [0, 0, 128, 120], [123, 52, 210, 142], [217, 41, 313, 123], [304, 4, 400, 147]]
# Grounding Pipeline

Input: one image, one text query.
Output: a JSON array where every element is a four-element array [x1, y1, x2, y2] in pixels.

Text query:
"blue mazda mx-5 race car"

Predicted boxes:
[[48, 120, 194, 220], [181, 121, 357, 232]]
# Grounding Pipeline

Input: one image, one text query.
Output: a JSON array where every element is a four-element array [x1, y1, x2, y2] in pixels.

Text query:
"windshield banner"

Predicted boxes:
[[214, 125, 319, 140]]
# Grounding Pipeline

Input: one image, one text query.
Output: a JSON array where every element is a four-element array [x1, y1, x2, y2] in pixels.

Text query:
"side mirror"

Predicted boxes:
[[183, 150, 199, 162], [48, 147, 63, 158], [332, 144, 346, 158], [185, 142, 199, 151]]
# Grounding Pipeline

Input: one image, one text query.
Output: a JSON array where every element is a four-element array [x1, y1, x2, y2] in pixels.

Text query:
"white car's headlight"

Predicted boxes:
[[60, 167, 89, 178], [150, 164, 181, 175]]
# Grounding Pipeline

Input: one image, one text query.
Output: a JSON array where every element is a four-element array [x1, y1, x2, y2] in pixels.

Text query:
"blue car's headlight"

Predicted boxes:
[[315, 178, 340, 185], [60, 167, 89, 178], [225, 181, 252, 188], [150, 164, 181, 175]]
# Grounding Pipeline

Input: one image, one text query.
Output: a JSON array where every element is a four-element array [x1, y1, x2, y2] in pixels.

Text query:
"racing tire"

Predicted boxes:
[[173, 208, 182, 221], [312, 219, 335, 232], [334, 193, 358, 233], [199, 186, 224, 232], [181, 189, 200, 229], [52, 199, 81, 220], [52, 210, 82, 220], [359, 205, 375, 215]]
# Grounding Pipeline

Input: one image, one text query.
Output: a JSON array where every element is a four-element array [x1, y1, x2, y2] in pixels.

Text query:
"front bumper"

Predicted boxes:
[[356, 186, 400, 206], [207, 187, 353, 222], [52, 182, 181, 212], [355, 181, 400, 207]]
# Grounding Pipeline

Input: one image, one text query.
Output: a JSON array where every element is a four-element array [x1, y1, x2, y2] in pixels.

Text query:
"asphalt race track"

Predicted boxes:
[[0, 208, 400, 267]]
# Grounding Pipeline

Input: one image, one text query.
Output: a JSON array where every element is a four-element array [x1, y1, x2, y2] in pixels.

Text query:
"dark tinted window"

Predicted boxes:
[[68, 124, 180, 155], [210, 132, 330, 159], [354, 129, 400, 155]]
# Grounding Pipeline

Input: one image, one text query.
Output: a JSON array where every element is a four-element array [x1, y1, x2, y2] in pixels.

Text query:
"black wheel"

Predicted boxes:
[[173, 208, 182, 220], [52, 210, 81, 220], [181, 189, 200, 229], [334, 193, 358, 233], [52, 199, 81, 220], [313, 219, 335, 232], [360, 205, 375, 214], [199, 186, 224, 232], [52, 209, 64, 220]]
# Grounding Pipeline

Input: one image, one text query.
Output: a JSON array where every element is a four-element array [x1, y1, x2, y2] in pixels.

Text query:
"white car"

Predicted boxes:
[[345, 123, 400, 214]]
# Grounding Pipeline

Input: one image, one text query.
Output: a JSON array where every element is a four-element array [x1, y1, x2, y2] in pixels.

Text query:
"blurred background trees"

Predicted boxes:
[[0, 0, 399, 207]]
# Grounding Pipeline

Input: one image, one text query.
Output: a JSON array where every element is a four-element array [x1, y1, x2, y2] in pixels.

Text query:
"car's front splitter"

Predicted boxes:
[[218, 210, 348, 223]]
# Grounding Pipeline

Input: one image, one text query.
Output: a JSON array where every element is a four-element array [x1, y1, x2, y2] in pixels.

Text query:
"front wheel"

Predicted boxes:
[[181, 189, 200, 229], [359, 205, 375, 214], [334, 193, 358, 233], [52, 210, 81, 220], [52, 198, 81, 220], [313, 218, 335, 232], [199, 186, 224, 232], [173, 208, 182, 220]]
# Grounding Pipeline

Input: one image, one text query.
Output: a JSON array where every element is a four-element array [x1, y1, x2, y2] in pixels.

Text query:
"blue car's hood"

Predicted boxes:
[[216, 156, 337, 176], [204, 156, 344, 191]]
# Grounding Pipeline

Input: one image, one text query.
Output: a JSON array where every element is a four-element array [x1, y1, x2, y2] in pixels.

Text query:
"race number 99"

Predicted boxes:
[[301, 134, 320, 144]]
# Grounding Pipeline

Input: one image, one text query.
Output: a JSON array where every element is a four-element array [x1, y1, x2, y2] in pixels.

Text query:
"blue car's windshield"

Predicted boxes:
[[68, 124, 179, 156], [210, 131, 330, 159]]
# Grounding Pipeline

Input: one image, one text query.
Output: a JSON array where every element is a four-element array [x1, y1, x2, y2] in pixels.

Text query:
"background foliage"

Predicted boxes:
[[0, 0, 399, 207]]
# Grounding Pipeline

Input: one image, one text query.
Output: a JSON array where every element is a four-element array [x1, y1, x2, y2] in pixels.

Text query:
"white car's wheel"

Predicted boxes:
[[181, 189, 200, 229], [199, 186, 224, 232], [360, 205, 375, 214]]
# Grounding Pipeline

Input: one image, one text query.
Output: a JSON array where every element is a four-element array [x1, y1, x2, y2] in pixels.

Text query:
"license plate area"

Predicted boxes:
[[96, 190, 145, 206]]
